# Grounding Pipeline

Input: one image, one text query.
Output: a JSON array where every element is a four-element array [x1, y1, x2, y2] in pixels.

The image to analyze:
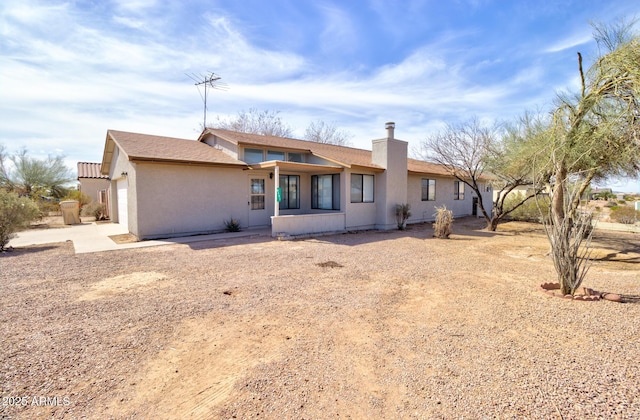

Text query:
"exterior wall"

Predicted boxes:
[[344, 168, 377, 231], [492, 184, 531, 203], [134, 163, 247, 239], [407, 174, 494, 223], [108, 147, 137, 233], [203, 135, 239, 159], [78, 178, 110, 203]]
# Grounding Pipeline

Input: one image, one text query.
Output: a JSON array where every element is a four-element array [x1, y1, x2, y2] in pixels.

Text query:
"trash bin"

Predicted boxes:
[[60, 200, 81, 225]]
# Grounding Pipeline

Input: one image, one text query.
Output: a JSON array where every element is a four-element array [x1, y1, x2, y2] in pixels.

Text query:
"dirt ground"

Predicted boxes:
[[1, 218, 639, 419]]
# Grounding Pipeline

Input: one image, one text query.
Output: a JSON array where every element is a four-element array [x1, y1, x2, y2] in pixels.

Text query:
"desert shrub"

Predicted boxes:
[[34, 196, 60, 216], [81, 202, 107, 220], [224, 218, 241, 232], [62, 190, 91, 208], [395, 203, 411, 230], [0, 189, 40, 250], [593, 191, 616, 200], [610, 205, 640, 224], [504, 192, 550, 222], [433, 206, 453, 239]]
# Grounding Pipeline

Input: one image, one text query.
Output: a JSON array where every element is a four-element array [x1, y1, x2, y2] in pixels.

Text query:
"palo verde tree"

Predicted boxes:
[[0, 146, 74, 200], [419, 117, 541, 231], [539, 21, 640, 295]]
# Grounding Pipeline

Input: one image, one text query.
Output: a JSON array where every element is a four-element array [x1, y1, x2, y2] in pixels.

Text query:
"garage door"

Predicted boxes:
[[116, 179, 128, 227]]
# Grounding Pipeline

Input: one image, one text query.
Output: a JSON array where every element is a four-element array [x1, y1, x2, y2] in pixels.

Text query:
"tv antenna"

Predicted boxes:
[[187, 72, 228, 128]]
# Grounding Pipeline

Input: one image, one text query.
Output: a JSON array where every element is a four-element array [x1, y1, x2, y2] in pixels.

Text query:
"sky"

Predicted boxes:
[[1, 0, 639, 193]]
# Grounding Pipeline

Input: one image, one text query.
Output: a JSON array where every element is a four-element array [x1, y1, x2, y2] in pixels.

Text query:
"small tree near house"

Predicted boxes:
[[419, 117, 543, 231]]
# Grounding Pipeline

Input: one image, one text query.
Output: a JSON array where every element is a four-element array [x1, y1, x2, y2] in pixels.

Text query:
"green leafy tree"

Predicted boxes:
[[0, 146, 74, 199], [0, 189, 40, 250], [537, 21, 640, 295]]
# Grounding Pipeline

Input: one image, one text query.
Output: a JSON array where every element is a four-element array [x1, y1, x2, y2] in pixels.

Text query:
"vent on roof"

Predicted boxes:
[[385, 122, 395, 140]]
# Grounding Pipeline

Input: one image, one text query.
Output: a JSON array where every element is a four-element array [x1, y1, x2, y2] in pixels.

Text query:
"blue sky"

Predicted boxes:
[[1, 0, 639, 192]]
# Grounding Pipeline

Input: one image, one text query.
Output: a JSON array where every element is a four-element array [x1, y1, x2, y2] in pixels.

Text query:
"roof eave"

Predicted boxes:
[[100, 131, 118, 176], [129, 157, 248, 168]]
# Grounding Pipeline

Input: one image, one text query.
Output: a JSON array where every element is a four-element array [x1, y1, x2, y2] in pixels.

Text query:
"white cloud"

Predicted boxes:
[[318, 4, 359, 55], [372, 47, 447, 85], [543, 31, 592, 53]]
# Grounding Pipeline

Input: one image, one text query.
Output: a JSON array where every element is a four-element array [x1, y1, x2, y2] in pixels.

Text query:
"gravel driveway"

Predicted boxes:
[[1, 218, 639, 419]]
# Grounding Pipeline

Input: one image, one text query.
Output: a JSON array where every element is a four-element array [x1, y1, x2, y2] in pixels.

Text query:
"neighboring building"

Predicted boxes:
[[100, 123, 493, 239], [590, 187, 613, 199], [77, 162, 110, 218]]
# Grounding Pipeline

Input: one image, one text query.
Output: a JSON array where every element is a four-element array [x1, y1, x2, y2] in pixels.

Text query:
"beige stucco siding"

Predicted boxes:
[[78, 178, 110, 202], [134, 163, 247, 239], [108, 147, 137, 232], [407, 174, 491, 222], [344, 168, 377, 230], [202, 135, 239, 159]]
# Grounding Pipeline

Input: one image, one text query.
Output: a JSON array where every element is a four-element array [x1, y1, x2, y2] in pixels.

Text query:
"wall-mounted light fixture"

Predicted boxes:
[[269, 172, 273, 179], [121, 171, 128, 177]]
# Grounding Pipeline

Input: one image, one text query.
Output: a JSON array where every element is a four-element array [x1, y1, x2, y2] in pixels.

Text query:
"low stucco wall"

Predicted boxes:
[[271, 213, 346, 237]]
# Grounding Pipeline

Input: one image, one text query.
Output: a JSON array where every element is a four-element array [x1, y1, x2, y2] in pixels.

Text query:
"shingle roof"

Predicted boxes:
[[407, 158, 452, 176], [201, 129, 384, 170], [77, 162, 109, 179], [101, 128, 461, 178], [103, 130, 247, 168]]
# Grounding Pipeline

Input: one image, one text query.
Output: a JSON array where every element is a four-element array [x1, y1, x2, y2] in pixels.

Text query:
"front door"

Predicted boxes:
[[472, 197, 478, 216], [248, 176, 270, 227]]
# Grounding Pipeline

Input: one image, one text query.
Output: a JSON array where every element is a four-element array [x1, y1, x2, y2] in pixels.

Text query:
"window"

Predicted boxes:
[[267, 150, 285, 161], [454, 181, 465, 200], [244, 148, 263, 164], [421, 179, 436, 201], [279, 175, 300, 210], [312, 174, 340, 210], [287, 152, 303, 163], [351, 174, 374, 203], [250, 179, 265, 210]]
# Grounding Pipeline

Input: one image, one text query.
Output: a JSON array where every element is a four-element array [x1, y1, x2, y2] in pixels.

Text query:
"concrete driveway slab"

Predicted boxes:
[[8, 223, 270, 254]]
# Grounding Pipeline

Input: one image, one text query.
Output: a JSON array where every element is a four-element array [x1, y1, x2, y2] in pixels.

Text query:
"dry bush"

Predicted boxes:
[[543, 210, 594, 295], [433, 206, 453, 239], [609, 205, 639, 224], [395, 203, 411, 230]]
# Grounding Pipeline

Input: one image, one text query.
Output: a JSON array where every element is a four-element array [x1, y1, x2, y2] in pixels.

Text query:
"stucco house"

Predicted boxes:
[[100, 122, 493, 239], [77, 162, 111, 218]]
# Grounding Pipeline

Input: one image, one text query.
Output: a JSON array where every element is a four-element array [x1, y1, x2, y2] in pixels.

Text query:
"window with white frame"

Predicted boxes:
[[454, 181, 465, 200], [312, 174, 340, 210], [279, 175, 300, 210], [421, 179, 436, 201], [351, 174, 374, 203]]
